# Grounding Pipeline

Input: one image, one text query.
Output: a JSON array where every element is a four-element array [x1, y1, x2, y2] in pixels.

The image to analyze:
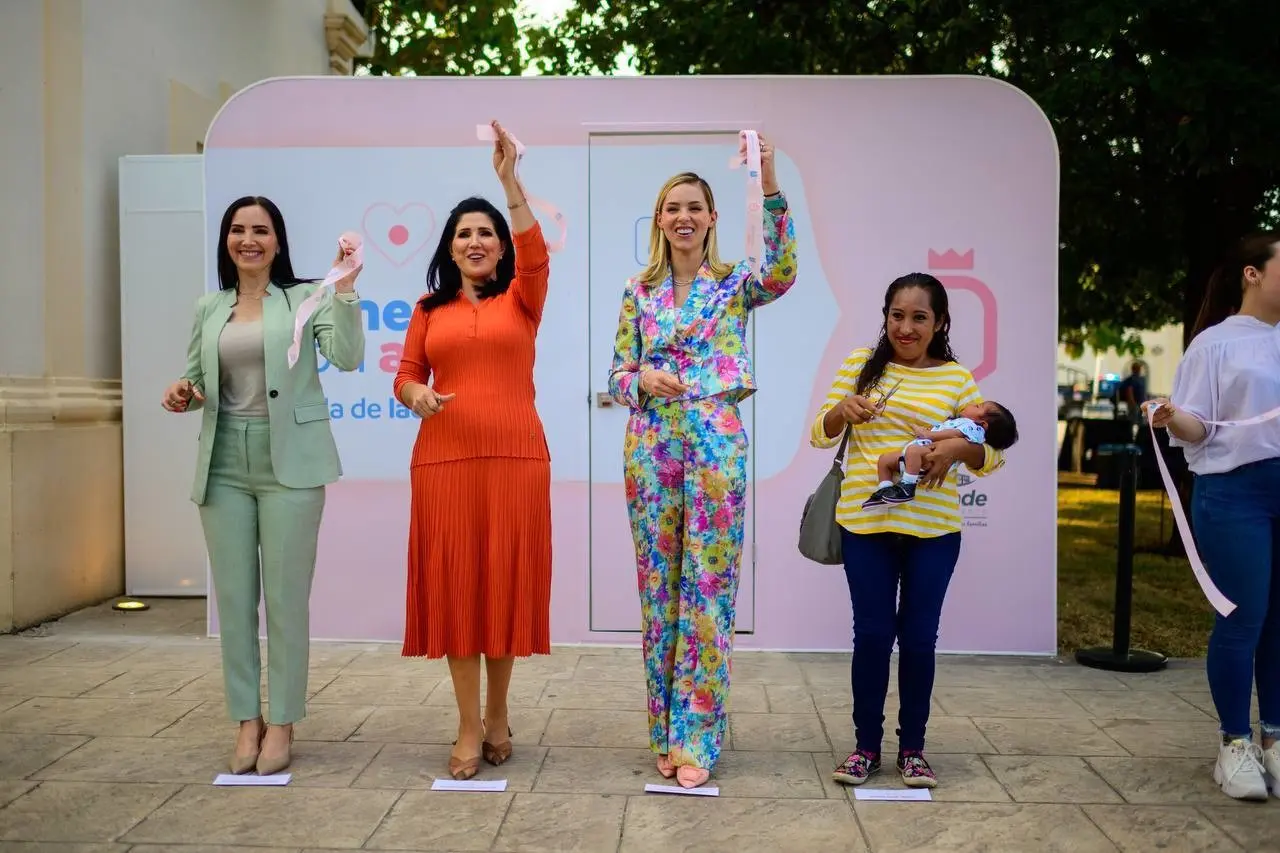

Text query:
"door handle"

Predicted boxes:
[[595, 392, 615, 408]]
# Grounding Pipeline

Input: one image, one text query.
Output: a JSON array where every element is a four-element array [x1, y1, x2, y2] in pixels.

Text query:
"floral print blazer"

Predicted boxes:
[[608, 206, 798, 410]]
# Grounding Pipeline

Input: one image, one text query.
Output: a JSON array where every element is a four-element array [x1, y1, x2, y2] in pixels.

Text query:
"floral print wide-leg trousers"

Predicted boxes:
[[623, 396, 748, 770]]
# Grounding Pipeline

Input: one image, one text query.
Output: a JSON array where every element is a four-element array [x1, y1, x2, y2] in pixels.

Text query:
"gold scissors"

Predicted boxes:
[[871, 378, 903, 413]]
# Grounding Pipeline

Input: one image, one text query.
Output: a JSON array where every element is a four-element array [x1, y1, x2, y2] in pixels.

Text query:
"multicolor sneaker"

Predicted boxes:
[[832, 749, 881, 785], [897, 750, 938, 788], [882, 482, 916, 504], [862, 488, 892, 510]]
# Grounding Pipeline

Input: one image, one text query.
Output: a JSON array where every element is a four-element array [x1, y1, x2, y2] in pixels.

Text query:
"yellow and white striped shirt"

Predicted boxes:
[[810, 347, 1005, 538]]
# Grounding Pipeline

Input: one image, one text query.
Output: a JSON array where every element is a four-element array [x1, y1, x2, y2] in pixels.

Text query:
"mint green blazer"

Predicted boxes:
[[181, 283, 365, 504]]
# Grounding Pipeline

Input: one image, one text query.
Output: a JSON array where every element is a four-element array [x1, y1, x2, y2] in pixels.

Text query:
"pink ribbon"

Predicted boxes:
[[475, 125, 566, 253], [1146, 401, 1280, 616], [727, 130, 764, 280], [287, 231, 363, 368]]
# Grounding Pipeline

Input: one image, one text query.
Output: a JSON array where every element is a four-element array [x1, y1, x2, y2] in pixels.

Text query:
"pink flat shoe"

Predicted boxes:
[[656, 754, 675, 779], [676, 766, 711, 789]]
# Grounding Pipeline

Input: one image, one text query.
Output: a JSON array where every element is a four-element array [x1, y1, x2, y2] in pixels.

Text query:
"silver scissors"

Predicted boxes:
[[871, 378, 903, 413]]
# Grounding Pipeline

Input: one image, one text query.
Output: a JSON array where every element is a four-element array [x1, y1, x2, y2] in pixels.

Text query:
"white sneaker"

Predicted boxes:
[[1213, 738, 1269, 801], [1262, 742, 1280, 798]]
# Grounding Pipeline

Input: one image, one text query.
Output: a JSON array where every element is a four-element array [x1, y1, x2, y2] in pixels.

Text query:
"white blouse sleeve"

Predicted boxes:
[[1168, 343, 1218, 449]]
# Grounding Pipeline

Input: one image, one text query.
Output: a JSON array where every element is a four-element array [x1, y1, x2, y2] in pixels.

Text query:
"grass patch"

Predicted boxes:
[[1057, 476, 1214, 657]]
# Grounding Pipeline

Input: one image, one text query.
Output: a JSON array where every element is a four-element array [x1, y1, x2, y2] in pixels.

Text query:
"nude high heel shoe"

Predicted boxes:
[[256, 724, 293, 775], [229, 718, 265, 775]]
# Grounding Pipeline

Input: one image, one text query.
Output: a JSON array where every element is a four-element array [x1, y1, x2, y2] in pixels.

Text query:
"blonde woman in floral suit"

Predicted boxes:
[[608, 143, 798, 789]]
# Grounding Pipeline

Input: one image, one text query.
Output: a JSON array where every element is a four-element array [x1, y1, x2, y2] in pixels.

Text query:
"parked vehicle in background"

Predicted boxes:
[[1057, 364, 1124, 421]]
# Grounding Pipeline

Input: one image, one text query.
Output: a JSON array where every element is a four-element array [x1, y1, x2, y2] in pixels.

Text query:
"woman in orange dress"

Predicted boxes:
[[393, 121, 552, 780]]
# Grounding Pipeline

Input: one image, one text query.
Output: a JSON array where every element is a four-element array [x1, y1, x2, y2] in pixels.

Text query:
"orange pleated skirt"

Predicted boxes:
[[402, 458, 552, 658]]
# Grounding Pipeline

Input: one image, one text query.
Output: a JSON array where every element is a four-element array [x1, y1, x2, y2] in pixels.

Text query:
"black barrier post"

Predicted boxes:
[[1075, 444, 1168, 673]]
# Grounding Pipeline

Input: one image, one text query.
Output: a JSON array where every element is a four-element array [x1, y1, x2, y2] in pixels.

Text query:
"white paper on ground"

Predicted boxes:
[[431, 778, 508, 792], [643, 783, 720, 797], [213, 773, 292, 786], [853, 788, 932, 801]]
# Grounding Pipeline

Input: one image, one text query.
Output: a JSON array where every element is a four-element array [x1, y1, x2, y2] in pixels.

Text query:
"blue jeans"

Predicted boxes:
[[841, 529, 962, 753], [1192, 457, 1280, 740]]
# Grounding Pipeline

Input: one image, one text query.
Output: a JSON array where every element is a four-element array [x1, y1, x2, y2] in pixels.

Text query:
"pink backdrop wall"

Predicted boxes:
[[204, 75, 1060, 654]]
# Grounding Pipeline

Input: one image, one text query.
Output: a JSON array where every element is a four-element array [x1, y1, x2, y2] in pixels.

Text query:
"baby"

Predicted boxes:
[[863, 401, 1018, 509]]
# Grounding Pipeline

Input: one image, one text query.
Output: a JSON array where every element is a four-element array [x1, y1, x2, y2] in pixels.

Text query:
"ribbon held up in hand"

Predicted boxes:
[[1146, 400, 1280, 617], [475, 124, 567, 253], [727, 130, 764, 280], [287, 231, 363, 369]]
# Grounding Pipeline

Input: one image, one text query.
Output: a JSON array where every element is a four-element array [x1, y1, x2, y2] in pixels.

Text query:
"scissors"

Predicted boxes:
[[871, 378, 903, 413]]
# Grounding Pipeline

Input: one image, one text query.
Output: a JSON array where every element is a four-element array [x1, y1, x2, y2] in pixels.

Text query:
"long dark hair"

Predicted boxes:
[[855, 272, 958, 396], [1191, 231, 1280, 339], [216, 196, 315, 292], [418, 197, 516, 313]]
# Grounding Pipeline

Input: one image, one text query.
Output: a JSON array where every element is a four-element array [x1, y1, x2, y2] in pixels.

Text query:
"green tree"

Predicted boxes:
[[532, 0, 1280, 351], [532, 0, 1279, 559], [353, 0, 527, 76]]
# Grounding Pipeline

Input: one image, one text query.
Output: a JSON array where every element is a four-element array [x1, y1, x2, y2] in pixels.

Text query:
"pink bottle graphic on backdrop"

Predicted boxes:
[[928, 249, 998, 382]]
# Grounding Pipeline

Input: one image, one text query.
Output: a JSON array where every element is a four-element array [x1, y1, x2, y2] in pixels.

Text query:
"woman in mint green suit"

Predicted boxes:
[[161, 196, 364, 775]]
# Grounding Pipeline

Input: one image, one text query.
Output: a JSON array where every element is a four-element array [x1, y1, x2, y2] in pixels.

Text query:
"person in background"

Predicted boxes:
[[161, 195, 365, 775], [1117, 361, 1148, 436], [810, 273, 1007, 790], [393, 121, 553, 782], [1145, 230, 1280, 801], [608, 142, 798, 789]]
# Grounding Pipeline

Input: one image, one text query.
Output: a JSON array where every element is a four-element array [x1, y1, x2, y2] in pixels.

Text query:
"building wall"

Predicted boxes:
[[0, 0, 368, 632], [79, 0, 341, 378], [0, 0, 47, 380]]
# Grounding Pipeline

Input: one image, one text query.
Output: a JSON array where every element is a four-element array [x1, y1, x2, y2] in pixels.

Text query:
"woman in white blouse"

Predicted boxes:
[[1147, 230, 1280, 801]]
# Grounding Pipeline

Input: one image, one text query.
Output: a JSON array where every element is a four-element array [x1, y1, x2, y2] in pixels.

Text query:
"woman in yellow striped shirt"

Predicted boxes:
[[810, 272, 1007, 789]]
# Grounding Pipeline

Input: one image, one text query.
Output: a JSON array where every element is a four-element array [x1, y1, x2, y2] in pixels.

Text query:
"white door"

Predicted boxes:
[[587, 132, 757, 634]]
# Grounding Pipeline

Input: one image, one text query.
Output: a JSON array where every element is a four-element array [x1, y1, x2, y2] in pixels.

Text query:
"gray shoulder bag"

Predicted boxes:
[[797, 425, 851, 565]]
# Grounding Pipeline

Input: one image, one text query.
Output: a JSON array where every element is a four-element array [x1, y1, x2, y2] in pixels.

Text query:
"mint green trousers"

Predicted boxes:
[[198, 416, 325, 725]]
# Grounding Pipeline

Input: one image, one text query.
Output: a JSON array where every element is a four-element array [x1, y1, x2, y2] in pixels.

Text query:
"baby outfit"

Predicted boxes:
[[865, 417, 987, 509], [901, 417, 986, 458]]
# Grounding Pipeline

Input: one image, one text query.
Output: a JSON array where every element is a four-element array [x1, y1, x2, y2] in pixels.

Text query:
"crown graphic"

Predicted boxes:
[[927, 249, 974, 270]]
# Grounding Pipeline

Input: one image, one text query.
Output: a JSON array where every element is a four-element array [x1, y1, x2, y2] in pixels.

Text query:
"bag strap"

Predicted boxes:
[[833, 425, 852, 466]]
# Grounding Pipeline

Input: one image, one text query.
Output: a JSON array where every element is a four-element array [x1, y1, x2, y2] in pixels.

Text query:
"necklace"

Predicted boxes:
[[237, 291, 265, 300], [673, 277, 695, 287]]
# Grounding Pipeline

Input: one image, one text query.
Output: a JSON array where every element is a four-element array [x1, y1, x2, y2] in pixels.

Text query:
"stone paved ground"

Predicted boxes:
[[0, 599, 1274, 852]]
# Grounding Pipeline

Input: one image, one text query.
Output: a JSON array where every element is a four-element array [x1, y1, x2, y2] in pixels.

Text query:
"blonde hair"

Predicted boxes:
[[637, 172, 734, 286]]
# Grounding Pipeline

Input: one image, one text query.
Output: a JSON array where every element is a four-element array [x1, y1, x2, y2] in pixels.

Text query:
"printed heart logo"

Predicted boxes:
[[362, 203, 437, 267]]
